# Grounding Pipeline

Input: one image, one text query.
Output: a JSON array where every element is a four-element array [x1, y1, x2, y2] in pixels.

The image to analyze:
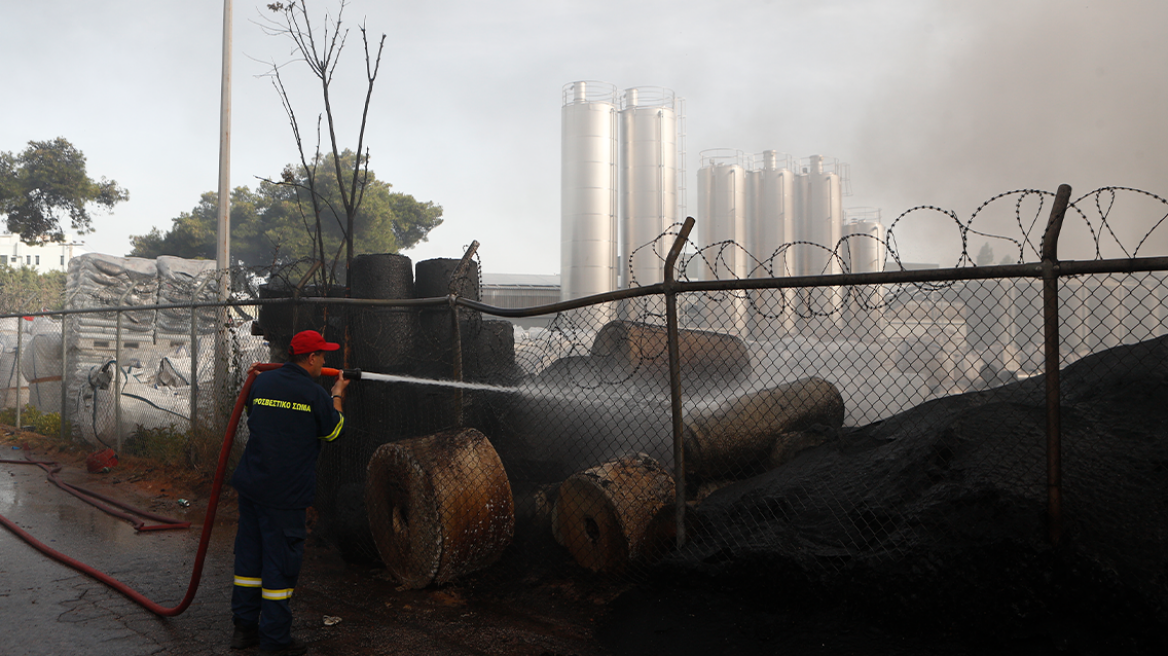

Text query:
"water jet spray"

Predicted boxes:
[[321, 367, 520, 394]]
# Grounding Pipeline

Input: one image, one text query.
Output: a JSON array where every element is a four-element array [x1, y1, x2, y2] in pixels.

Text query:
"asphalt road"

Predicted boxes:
[[0, 456, 602, 656]]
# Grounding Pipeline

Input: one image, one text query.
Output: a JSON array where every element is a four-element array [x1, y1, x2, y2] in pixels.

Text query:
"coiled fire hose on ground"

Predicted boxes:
[[0, 363, 351, 617]]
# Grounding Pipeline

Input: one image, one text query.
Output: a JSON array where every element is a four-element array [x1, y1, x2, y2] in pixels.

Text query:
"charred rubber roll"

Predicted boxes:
[[683, 376, 844, 479], [364, 428, 514, 589], [552, 453, 674, 573], [590, 320, 752, 386]]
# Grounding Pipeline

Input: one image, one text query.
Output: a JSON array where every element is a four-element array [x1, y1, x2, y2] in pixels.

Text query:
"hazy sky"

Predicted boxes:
[[2, 0, 1165, 273]]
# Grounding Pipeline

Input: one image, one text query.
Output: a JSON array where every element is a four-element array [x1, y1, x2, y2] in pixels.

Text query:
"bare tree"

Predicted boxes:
[[260, 0, 386, 291]]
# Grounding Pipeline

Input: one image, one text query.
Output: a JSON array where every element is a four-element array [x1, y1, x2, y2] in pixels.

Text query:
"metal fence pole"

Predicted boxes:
[[449, 241, 480, 429], [60, 314, 68, 442], [15, 323, 22, 429], [449, 294, 464, 428], [191, 300, 199, 437], [115, 308, 123, 453], [665, 217, 695, 549], [1042, 183, 1072, 546]]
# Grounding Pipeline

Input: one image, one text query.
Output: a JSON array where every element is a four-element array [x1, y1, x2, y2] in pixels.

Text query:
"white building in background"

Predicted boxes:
[[0, 233, 87, 274]]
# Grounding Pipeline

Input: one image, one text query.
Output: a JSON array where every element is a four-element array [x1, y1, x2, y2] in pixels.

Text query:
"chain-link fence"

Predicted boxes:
[[3, 185, 1167, 631]]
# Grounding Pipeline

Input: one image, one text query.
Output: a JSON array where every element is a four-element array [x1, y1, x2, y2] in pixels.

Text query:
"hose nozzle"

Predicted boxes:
[[321, 367, 362, 380]]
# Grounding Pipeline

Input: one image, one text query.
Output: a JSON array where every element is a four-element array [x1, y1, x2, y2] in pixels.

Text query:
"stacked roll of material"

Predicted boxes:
[[414, 258, 481, 380], [349, 253, 417, 375], [66, 253, 158, 343], [365, 428, 515, 588], [155, 256, 217, 339]]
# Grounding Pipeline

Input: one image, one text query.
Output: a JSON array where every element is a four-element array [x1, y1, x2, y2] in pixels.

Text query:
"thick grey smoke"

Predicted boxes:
[[851, 1, 1168, 265]]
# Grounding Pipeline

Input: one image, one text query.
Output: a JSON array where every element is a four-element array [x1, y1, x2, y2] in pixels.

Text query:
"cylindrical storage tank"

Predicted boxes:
[[746, 151, 796, 339], [620, 87, 680, 290], [842, 218, 885, 274], [562, 81, 618, 309], [747, 150, 796, 269], [365, 428, 515, 589], [795, 155, 844, 276], [841, 217, 887, 342], [697, 149, 748, 334], [552, 453, 674, 573], [682, 377, 844, 479], [590, 319, 752, 387], [793, 155, 844, 338]]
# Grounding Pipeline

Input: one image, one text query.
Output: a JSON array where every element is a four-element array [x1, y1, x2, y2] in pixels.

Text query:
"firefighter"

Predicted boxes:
[[229, 330, 349, 655]]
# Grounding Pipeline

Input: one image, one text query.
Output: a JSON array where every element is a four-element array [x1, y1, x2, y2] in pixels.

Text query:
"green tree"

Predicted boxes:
[[0, 265, 66, 313], [261, 0, 387, 288], [128, 153, 442, 267], [0, 138, 128, 244]]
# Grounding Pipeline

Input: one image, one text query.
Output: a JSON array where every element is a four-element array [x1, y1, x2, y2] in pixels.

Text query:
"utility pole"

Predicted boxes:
[[213, 0, 233, 433], [217, 0, 232, 274]]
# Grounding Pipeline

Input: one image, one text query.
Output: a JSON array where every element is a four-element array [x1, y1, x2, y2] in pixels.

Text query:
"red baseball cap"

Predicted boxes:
[[289, 330, 340, 355]]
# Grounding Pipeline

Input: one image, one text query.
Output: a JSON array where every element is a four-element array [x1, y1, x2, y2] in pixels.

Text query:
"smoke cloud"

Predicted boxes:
[[851, 0, 1168, 265]]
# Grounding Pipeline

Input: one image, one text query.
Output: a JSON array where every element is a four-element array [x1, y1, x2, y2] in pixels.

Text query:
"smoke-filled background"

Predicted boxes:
[[851, 0, 1168, 265], [0, 0, 1164, 269]]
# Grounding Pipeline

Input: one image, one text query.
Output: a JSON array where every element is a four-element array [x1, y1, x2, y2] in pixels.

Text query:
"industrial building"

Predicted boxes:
[[0, 233, 86, 274], [558, 79, 889, 338], [559, 81, 887, 297]]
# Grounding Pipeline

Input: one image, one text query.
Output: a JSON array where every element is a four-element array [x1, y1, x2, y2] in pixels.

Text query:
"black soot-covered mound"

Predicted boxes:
[[651, 335, 1168, 651]]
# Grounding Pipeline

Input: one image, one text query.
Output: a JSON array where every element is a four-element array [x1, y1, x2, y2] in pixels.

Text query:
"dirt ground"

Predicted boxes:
[[4, 426, 1152, 656]]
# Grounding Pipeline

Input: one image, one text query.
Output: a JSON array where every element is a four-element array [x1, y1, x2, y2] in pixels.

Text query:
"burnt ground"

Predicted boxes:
[[4, 420, 1164, 656]]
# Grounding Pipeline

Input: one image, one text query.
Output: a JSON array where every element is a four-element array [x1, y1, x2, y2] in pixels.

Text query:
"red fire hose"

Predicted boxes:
[[0, 362, 327, 617], [0, 453, 191, 531]]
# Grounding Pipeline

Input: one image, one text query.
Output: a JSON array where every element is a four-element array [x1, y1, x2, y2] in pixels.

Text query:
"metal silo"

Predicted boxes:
[[793, 155, 845, 337], [841, 215, 886, 342], [561, 81, 618, 308], [747, 150, 796, 275], [619, 87, 680, 290], [842, 215, 885, 274], [697, 149, 748, 334], [796, 155, 844, 276], [746, 150, 795, 339]]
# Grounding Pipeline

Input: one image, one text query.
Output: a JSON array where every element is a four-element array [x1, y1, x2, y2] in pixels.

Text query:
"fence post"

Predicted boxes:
[[665, 217, 695, 549], [115, 308, 123, 453], [60, 313, 69, 442], [1042, 184, 1072, 545], [449, 241, 480, 429], [191, 299, 199, 437], [15, 322, 22, 430]]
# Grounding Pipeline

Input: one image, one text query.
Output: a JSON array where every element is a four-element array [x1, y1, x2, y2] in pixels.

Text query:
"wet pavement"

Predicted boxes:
[[0, 456, 603, 656], [1, 460, 236, 656], [9, 450, 1120, 656]]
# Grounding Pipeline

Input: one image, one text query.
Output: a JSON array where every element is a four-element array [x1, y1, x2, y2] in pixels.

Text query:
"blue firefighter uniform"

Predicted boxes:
[[230, 362, 344, 651]]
